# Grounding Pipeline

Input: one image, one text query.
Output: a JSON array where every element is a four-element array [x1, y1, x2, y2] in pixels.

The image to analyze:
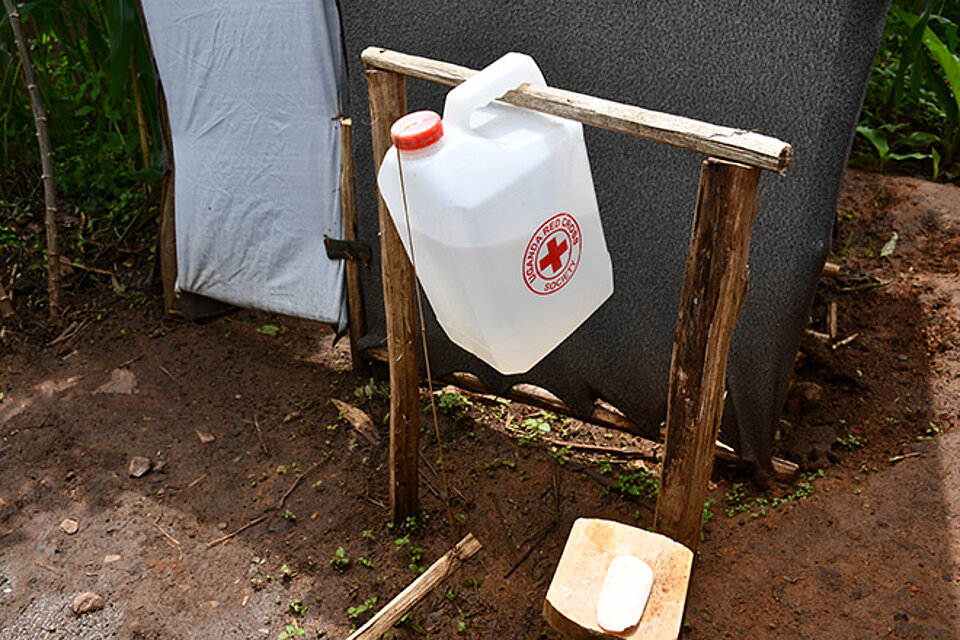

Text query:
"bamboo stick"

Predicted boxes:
[[346, 534, 482, 640], [361, 47, 792, 174], [4, 0, 62, 317]]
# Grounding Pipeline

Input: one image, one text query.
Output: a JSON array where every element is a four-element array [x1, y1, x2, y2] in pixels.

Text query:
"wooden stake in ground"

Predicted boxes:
[[0, 281, 14, 318], [366, 68, 420, 524], [340, 118, 366, 371], [346, 534, 482, 640], [3, 0, 62, 318], [654, 158, 762, 552]]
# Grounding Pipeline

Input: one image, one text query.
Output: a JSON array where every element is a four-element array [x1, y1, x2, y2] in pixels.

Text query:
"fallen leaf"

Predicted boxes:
[[256, 324, 280, 336], [331, 399, 380, 445], [880, 231, 898, 257]]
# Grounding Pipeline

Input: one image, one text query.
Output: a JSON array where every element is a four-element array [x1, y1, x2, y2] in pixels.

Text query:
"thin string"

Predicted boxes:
[[396, 151, 457, 543]]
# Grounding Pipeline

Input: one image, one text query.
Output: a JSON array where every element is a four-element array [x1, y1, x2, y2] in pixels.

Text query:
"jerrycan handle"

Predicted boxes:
[[443, 52, 546, 132]]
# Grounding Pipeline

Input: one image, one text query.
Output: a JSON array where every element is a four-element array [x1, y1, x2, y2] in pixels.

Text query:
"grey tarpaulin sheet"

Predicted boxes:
[[342, 1, 891, 475], [141, 0, 346, 323]]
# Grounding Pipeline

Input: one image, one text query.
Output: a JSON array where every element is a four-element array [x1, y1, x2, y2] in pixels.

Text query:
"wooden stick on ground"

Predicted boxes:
[[253, 414, 269, 456], [3, 0, 62, 317], [346, 534, 482, 640]]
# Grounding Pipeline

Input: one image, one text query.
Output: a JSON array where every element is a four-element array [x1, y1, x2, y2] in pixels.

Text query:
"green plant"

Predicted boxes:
[[2, 0, 162, 294], [288, 598, 307, 616], [836, 434, 867, 450], [282, 509, 296, 521], [330, 546, 350, 572], [347, 597, 378, 621], [607, 467, 659, 501], [436, 389, 472, 420], [278, 624, 304, 639], [395, 535, 425, 575], [855, 1, 960, 180]]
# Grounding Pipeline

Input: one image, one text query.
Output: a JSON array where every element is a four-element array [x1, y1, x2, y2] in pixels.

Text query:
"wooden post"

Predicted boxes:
[[157, 81, 180, 315], [654, 158, 761, 552], [366, 69, 420, 523], [340, 117, 366, 370]]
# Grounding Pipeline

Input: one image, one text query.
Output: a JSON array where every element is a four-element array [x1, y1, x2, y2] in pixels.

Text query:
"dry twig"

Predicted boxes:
[[206, 516, 267, 548], [253, 415, 269, 456], [153, 514, 183, 562]]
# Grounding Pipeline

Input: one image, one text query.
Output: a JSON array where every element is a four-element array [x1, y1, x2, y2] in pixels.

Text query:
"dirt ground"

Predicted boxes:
[[1, 169, 959, 639]]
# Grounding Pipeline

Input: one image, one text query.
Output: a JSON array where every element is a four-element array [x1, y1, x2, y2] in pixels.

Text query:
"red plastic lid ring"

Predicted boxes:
[[391, 111, 443, 151]]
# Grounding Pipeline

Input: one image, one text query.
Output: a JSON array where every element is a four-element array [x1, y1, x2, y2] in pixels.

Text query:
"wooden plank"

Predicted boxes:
[[360, 348, 798, 481], [543, 518, 692, 640], [361, 47, 792, 174], [346, 534, 482, 640], [654, 158, 762, 552], [340, 117, 365, 370], [366, 69, 421, 524]]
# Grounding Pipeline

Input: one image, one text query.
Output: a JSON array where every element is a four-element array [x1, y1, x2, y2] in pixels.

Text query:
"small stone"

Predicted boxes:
[[103, 554, 121, 564], [195, 430, 215, 444], [59, 518, 79, 535], [797, 381, 823, 411], [128, 456, 151, 478], [217, 522, 228, 530], [72, 591, 105, 615]]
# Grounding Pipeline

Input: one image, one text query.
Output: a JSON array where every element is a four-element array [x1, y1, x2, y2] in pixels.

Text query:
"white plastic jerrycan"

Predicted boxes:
[[377, 52, 613, 375]]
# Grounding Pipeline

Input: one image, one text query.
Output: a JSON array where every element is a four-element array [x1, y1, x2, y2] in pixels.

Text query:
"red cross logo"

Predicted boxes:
[[539, 237, 569, 275], [522, 213, 583, 296]]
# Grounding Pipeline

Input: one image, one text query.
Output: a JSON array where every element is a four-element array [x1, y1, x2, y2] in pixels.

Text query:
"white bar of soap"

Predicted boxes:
[[596, 555, 654, 633]]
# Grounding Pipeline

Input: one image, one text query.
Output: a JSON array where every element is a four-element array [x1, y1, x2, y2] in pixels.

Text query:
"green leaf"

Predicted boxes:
[[888, 151, 929, 162], [897, 131, 939, 148], [257, 324, 280, 336], [920, 24, 960, 116], [856, 125, 890, 159]]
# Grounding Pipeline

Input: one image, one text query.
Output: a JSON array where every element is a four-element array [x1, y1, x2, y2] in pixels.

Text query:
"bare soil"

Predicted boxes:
[[1, 169, 959, 639]]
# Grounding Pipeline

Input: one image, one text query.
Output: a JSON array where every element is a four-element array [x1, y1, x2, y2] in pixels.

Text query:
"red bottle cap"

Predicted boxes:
[[390, 111, 443, 151]]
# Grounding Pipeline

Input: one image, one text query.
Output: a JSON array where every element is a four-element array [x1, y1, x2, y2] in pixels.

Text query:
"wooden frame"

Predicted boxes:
[[363, 47, 793, 550]]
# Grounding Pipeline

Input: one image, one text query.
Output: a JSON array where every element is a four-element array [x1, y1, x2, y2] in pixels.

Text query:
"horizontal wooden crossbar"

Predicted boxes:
[[361, 47, 793, 174]]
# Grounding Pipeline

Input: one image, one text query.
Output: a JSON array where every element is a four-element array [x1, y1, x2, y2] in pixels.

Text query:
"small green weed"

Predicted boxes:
[[835, 434, 867, 450], [436, 390, 473, 421], [288, 598, 308, 616], [278, 624, 304, 639], [348, 597, 378, 621], [330, 546, 350, 572], [607, 467, 659, 501]]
